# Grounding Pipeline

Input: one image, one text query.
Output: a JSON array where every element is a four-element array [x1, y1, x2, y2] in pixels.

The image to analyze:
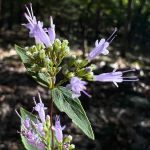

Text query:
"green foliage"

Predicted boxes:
[[20, 107, 38, 150], [51, 86, 95, 140], [15, 45, 52, 88], [15, 45, 31, 64]]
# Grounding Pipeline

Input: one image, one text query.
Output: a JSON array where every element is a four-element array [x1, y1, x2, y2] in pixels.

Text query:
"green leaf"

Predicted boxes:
[[15, 45, 31, 64], [28, 71, 50, 88], [20, 107, 38, 150], [51, 86, 95, 140]]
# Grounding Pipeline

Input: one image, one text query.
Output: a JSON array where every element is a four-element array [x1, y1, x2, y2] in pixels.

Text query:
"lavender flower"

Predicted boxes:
[[88, 28, 117, 61], [35, 121, 45, 135], [23, 130, 45, 150], [34, 93, 47, 123], [23, 117, 30, 129], [47, 16, 56, 44], [16, 110, 45, 150], [52, 115, 65, 143], [94, 69, 138, 87], [66, 77, 90, 98], [24, 4, 55, 47]]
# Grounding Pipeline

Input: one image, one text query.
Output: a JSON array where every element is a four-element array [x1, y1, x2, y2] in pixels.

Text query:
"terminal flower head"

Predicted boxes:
[[52, 115, 65, 143], [34, 93, 47, 123], [94, 69, 138, 87], [66, 77, 90, 98], [88, 28, 117, 61], [23, 3, 55, 47]]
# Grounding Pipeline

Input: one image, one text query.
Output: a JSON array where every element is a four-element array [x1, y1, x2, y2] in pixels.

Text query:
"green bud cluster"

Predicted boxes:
[[25, 39, 70, 88], [61, 56, 96, 82], [24, 38, 97, 88]]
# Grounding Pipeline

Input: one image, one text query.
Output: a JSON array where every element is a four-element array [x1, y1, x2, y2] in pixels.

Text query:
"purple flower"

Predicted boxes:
[[94, 69, 139, 87], [35, 121, 45, 135], [15, 110, 30, 129], [23, 3, 42, 44], [66, 77, 90, 98], [88, 28, 117, 61], [34, 93, 47, 123], [47, 16, 56, 44], [23, 130, 45, 150], [16, 111, 45, 150], [23, 4, 55, 47], [23, 117, 30, 129], [32, 22, 52, 47], [52, 115, 65, 143]]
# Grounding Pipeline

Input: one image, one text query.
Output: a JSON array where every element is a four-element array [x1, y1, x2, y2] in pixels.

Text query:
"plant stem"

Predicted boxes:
[[50, 97, 54, 150]]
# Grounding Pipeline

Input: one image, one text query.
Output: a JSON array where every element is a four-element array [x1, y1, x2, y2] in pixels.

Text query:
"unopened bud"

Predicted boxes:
[[26, 51, 32, 57], [90, 64, 97, 70], [85, 72, 94, 81], [41, 67, 47, 72], [64, 47, 70, 56], [76, 59, 82, 64], [67, 72, 75, 78], [39, 49, 46, 59], [54, 39, 61, 51], [69, 144, 75, 149], [36, 43, 45, 50], [71, 55, 76, 59], [62, 40, 69, 47], [68, 135, 73, 141]]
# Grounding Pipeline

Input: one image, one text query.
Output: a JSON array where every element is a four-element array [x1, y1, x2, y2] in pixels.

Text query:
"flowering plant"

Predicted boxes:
[[15, 3, 138, 150]]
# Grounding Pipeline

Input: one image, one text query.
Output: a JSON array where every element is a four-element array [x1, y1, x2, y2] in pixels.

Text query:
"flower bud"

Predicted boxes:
[[36, 43, 45, 50], [67, 135, 73, 141], [62, 40, 69, 48], [44, 57, 53, 67], [26, 51, 32, 57], [85, 72, 94, 81], [69, 144, 75, 149], [71, 55, 76, 59], [41, 67, 47, 72], [33, 52, 39, 59], [67, 72, 75, 78], [90, 64, 97, 70], [53, 39, 61, 51], [39, 49, 46, 59], [30, 45, 37, 53], [61, 40, 69, 55]]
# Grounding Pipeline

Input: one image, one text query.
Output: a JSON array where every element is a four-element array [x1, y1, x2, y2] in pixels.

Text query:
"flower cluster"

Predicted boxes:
[[16, 93, 75, 150], [23, 4, 138, 98]]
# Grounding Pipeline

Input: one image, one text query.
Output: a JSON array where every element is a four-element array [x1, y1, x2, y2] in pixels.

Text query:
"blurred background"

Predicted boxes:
[[0, 0, 150, 149]]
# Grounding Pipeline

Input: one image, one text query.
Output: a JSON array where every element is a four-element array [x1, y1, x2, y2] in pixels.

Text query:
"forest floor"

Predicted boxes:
[[0, 31, 150, 150]]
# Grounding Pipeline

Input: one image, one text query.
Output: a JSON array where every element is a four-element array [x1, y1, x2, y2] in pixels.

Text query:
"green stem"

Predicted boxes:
[[50, 99, 54, 150]]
